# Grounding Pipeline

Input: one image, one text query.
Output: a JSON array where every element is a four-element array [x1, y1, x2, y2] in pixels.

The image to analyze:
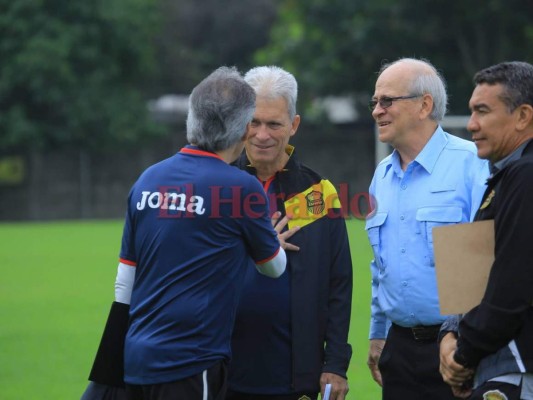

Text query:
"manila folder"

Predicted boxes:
[[433, 219, 494, 315]]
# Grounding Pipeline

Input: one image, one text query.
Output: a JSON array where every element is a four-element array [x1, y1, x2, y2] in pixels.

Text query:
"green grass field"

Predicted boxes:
[[0, 219, 380, 400]]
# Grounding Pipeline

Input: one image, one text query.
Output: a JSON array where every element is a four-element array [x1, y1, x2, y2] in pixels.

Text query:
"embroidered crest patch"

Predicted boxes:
[[305, 190, 325, 215], [482, 389, 508, 400]]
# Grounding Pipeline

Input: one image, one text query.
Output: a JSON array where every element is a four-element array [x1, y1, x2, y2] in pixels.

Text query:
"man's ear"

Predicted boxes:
[[419, 94, 433, 120], [516, 104, 533, 132], [290, 115, 301, 137]]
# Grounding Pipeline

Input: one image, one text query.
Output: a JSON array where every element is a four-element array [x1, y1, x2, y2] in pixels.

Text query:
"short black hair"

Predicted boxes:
[[474, 61, 533, 111]]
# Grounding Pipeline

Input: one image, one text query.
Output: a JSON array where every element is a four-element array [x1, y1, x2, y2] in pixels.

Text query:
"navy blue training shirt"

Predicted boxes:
[[120, 146, 281, 385]]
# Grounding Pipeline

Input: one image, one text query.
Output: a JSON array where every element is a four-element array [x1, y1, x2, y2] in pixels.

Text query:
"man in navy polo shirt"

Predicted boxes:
[[82, 66, 296, 400]]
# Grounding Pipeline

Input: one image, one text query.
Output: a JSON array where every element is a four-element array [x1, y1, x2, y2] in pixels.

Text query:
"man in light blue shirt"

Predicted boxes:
[[365, 58, 489, 400]]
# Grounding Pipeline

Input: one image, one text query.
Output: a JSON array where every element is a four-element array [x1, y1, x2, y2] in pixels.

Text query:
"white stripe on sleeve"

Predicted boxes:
[[255, 247, 286, 278], [114, 262, 136, 305]]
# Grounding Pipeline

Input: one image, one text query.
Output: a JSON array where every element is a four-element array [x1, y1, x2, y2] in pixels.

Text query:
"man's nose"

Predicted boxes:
[[467, 115, 478, 132], [254, 125, 270, 140]]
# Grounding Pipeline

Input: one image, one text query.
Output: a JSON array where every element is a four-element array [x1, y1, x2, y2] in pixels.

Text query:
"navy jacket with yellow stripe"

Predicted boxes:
[[233, 148, 353, 392]]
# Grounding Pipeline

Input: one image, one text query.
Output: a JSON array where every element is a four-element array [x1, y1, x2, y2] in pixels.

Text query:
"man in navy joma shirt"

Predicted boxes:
[[82, 66, 298, 400]]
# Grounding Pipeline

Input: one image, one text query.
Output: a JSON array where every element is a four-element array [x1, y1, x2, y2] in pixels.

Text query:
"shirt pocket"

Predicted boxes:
[[365, 212, 388, 271], [416, 206, 463, 266]]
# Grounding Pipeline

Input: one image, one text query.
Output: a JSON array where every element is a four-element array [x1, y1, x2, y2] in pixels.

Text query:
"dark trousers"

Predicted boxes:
[[126, 361, 227, 400], [378, 324, 455, 400], [81, 382, 128, 400], [470, 381, 522, 400], [225, 390, 318, 400]]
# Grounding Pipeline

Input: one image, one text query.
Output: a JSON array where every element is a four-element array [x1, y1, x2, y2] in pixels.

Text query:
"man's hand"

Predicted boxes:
[[450, 385, 473, 399], [271, 211, 300, 251], [439, 332, 474, 398], [320, 372, 348, 400], [367, 339, 385, 386]]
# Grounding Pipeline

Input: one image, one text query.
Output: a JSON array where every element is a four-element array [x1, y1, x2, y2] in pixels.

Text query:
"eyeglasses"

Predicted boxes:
[[368, 95, 422, 111]]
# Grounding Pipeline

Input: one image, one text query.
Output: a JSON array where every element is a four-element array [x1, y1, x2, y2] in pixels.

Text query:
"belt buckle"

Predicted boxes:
[[411, 325, 437, 342]]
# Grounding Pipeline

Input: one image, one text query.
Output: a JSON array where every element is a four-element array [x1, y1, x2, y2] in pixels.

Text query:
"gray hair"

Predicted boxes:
[[380, 58, 448, 121], [186, 66, 256, 152], [244, 66, 298, 120], [474, 61, 533, 112]]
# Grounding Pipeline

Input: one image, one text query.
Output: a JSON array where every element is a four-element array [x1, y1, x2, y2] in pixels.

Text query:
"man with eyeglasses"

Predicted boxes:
[[365, 57, 489, 400]]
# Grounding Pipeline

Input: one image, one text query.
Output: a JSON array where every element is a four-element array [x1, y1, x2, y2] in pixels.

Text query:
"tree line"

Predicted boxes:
[[1, 0, 531, 151]]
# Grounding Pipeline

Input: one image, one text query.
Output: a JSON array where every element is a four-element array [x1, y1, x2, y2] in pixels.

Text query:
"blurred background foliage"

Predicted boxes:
[[1, 0, 532, 151], [0, 0, 163, 150]]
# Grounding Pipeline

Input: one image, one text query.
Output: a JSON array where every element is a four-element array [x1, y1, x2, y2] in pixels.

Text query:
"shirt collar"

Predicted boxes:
[[179, 145, 223, 160], [491, 139, 531, 174], [382, 125, 447, 178]]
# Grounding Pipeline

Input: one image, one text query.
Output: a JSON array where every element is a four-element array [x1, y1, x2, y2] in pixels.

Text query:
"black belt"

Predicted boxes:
[[392, 323, 442, 342]]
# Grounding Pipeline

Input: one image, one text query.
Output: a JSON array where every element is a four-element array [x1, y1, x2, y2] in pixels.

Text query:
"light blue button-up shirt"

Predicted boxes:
[[365, 126, 490, 339]]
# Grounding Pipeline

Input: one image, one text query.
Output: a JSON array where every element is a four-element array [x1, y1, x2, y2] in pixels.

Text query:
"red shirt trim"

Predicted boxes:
[[119, 258, 137, 267], [255, 246, 281, 265], [180, 147, 223, 160], [261, 175, 276, 193]]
